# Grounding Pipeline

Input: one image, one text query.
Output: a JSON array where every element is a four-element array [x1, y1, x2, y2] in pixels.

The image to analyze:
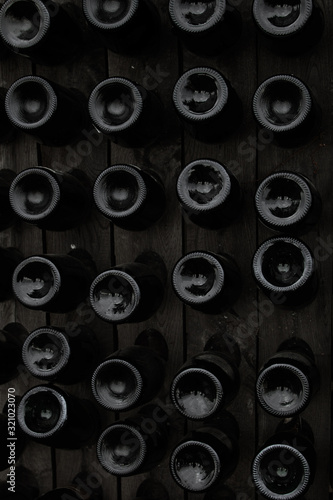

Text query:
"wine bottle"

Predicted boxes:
[[97, 404, 170, 476], [252, 236, 318, 308], [172, 250, 242, 313], [177, 158, 242, 229], [0, 246, 24, 301], [252, 417, 316, 499], [170, 333, 240, 420], [169, 411, 239, 493], [252, 0, 324, 55], [0, 322, 29, 384], [88, 77, 163, 147], [0, 169, 17, 231], [256, 337, 320, 417], [0, 465, 39, 500], [17, 384, 99, 449], [93, 164, 165, 230], [0, 0, 83, 65], [36, 472, 103, 500], [22, 324, 99, 385], [134, 479, 169, 500], [92, 329, 167, 411], [5, 76, 90, 146], [172, 67, 242, 143], [9, 166, 92, 231], [255, 170, 322, 234], [252, 74, 321, 148], [83, 0, 161, 55], [12, 248, 96, 313], [90, 251, 166, 324], [0, 88, 15, 143], [169, 0, 242, 56]]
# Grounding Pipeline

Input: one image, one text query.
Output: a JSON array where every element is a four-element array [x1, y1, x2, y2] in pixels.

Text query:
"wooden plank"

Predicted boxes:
[[179, 3, 258, 499], [255, 1, 332, 498], [0, 51, 52, 493], [33, 0, 116, 496], [107, 1, 184, 498]]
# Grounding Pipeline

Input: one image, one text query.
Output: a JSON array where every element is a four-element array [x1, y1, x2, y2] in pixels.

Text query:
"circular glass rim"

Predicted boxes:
[[17, 385, 67, 438], [169, 0, 226, 33], [12, 255, 61, 306], [9, 167, 61, 221], [82, 0, 139, 30], [256, 362, 310, 417], [89, 269, 141, 321], [93, 164, 147, 219], [173, 67, 229, 121], [252, 0, 313, 37], [22, 327, 71, 378], [252, 236, 314, 292], [171, 367, 223, 419], [5, 76, 57, 129], [91, 358, 143, 410], [170, 439, 221, 492], [172, 250, 225, 305], [0, 0, 51, 48], [252, 75, 312, 132], [97, 423, 146, 474], [252, 443, 310, 499], [88, 77, 143, 133], [255, 171, 312, 228], [177, 159, 232, 212]]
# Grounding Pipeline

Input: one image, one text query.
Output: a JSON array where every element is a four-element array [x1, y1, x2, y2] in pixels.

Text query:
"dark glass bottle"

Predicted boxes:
[[170, 333, 240, 420], [173, 67, 242, 143], [0, 89, 15, 143], [203, 485, 236, 500], [252, 417, 316, 499], [88, 77, 163, 147], [92, 328, 167, 411], [22, 324, 99, 385], [169, 0, 242, 56], [5, 76, 90, 146], [134, 479, 169, 500], [255, 170, 322, 234], [0, 0, 83, 65], [169, 411, 239, 493], [90, 251, 166, 324], [12, 248, 96, 313], [17, 384, 99, 449], [93, 164, 165, 230], [0, 246, 23, 301], [97, 404, 170, 476], [252, 0, 324, 55], [177, 158, 242, 229], [172, 250, 241, 314], [252, 74, 321, 148], [256, 337, 320, 418], [0, 169, 17, 230], [36, 472, 103, 500], [0, 465, 39, 500], [0, 322, 29, 384], [252, 236, 318, 308], [9, 166, 92, 231], [83, 0, 161, 55]]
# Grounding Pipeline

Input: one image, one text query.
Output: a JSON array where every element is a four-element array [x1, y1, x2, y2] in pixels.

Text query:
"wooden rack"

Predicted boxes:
[[0, 1, 332, 498]]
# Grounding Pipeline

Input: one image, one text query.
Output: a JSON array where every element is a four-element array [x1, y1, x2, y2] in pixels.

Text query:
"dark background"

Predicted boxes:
[[0, 0, 332, 498]]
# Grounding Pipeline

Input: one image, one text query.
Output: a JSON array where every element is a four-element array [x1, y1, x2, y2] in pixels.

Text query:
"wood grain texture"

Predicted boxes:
[[0, 49, 51, 495], [0, 1, 332, 499], [255, 1, 332, 499]]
